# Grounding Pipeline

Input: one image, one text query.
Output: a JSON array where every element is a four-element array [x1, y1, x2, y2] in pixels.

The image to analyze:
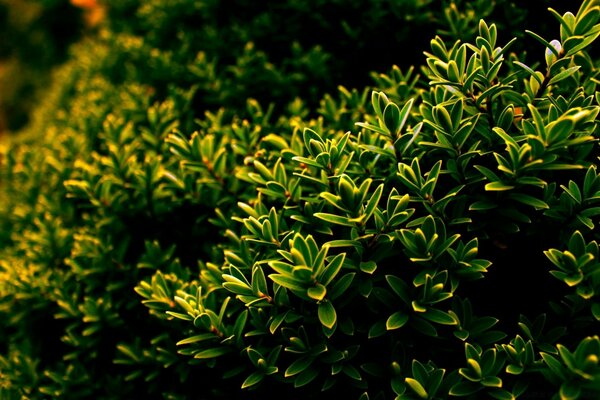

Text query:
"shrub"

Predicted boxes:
[[1, 0, 600, 399], [0, 0, 84, 132]]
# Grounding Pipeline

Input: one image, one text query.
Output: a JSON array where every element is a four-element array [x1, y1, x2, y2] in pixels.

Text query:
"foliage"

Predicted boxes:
[[0, 0, 84, 132], [1, 0, 600, 399]]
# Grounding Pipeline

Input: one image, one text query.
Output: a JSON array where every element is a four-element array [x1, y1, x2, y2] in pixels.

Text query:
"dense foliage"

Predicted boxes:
[[1, 0, 599, 399]]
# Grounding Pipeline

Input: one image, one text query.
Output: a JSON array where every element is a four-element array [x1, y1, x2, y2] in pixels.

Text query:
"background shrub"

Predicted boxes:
[[0, 0, 84, 132], [0, 0, 599, 399]]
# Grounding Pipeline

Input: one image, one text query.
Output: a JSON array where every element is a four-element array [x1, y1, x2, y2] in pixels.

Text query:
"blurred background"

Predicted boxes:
[[0, 0, 579, 137], [0, 0, 88, 134]]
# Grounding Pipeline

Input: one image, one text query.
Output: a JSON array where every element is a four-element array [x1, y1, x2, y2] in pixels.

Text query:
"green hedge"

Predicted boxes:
[[1, 0, 600, 399]]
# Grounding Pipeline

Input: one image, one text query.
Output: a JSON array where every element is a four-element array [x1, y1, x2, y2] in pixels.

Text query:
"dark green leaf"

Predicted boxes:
[[329, 272, 356, 300], [321, 253, 345, 286], [449, 381, 481, 396], [559, 381, 581, 400], [193, 346, 232, 359], [318, 300, 337, 329], [368, 320, 387, 338], [386, 312, 409, 330], [285, 356, 314, 377], [386, 275, 411, 305], [423, 308, 458, 326], [507, 193, 548, 209], [384, 102, 402, 135], [541, 352, 567, 380], [359, 261, 377, 275], [469, 200, 497, 211], [343, 364, 362, 381], [242, 371, 265, 389], [294, 367, 320, 388], [364, 184, 384, 222]]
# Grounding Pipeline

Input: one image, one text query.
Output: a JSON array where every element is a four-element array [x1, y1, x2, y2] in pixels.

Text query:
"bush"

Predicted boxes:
[[1, 0, 600, 399], [0, 0, 84, 132]]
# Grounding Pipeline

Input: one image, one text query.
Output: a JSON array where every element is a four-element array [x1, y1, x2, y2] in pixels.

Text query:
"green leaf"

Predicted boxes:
[[294, 367, 320, 388], [368, 320, 387, 338], [321, 253, 345, 286], [269, 274, 306, 292], [541, 352, 567, 380], [574, 7, 600, 35], [303, 128, 323, 147], [548, 66, 580, 85], [269, 312, 288, 334], [268, 260, 293, 275], [559, 381, 581, 400], [307, 284, 327, 301], [291, 265, 313, 281], [507, 193, 549, 209], [318, 300, 337, 329], [386, 275, 411, 305], [455, 329, 470, 341], [292, 156, 323, 169], [556, 344, 577, 371], [423, 308, 458, 325], [193, 346, 232, 359], [329, 272, 355, 300], [476, 84, 512, 108], [355, 122, 389, 136], [193, 313, 212, 329], [252, 265, 269, 297], [489, 388, 516, 400], [481, 376, 502, 388], [325, 239, 361, 248], [285, 356, 314, 377], [242, 371, 264, 389], [343, 364, 362, 381], [485, 181, 515, 191], [314, 212, 355, 227], [359, 261, 377, 274], [364, 184, 384, 222], [246, 347, 263, 366], [398, 98, 415, 132], [516, 176, 547, 188], [372, 91, 389, 118], [253, 160, 274, 181], [292, 235, 312, 266], [405, 377, 428, 399], [513, 61, 543, 84], [525, 30, 560, 57], [384, 102, 402, 135], [449, 381, 481, 396], [565, 30, 600, 55], [386, 312, 409, 330], [469, 200, 497, 211], [222, 281, 254, 296], [505, 364, 524, 375], [176, 333, 216, 346], [411, 317, 438, 337], [591, 303, 600, 321]]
